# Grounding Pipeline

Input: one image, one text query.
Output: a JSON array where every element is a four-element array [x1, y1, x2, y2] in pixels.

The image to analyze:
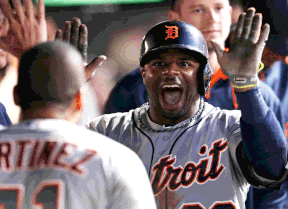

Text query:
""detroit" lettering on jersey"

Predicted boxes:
[[88, 102, 251, 209]]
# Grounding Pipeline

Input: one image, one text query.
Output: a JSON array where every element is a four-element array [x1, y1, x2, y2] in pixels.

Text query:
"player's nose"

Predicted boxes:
[[162, 63, 180, 77], [205, 8, 220, 23]]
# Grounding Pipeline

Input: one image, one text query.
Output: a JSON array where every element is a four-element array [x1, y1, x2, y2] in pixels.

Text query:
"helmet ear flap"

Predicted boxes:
[[197, 63, 212, 96]]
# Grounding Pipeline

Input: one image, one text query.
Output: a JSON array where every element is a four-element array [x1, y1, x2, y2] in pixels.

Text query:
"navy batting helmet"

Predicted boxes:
[[139, 20, 212, 96]]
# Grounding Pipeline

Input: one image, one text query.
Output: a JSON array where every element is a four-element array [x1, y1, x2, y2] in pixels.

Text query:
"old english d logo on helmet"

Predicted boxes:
[[139, 20, 212, 96], [165, 26, 179, 40]]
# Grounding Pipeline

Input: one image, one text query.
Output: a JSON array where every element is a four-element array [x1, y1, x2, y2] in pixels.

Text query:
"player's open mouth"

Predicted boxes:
[[161, 85, 183, 105]]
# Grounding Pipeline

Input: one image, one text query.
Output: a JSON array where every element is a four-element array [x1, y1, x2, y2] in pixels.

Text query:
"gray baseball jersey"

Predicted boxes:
[[88, 102, 254, 209], [0, 119, 157, 209]]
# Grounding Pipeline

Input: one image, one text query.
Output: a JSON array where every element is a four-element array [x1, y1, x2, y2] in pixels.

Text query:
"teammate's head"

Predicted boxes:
[[140, 21, 210, 123], [14, 41, 85, 122], [169, 0, 232, 50]]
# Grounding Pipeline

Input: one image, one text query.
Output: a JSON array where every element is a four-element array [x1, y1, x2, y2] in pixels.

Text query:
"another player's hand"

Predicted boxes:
[[0, 51, 17, 82], [211, 8, 269, 92], [0, 0, 47, 58], [55, 17, 106, 82]]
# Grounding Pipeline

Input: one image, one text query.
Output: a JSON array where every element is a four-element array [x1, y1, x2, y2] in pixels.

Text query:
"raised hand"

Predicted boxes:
[[0, 0, 47, 58], [211, 8, 269, 91], [55, 17, 106, 82]]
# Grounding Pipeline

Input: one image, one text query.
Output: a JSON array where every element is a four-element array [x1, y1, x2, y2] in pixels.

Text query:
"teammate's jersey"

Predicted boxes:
[[0, 119, 157, 209], [88, 102, 251, 209]]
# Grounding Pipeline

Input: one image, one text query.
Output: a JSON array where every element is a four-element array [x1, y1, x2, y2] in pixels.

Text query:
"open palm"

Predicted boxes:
[[0, 0, 47, 58], [55, 18, 106, 82], [211, 8, 269, 89]]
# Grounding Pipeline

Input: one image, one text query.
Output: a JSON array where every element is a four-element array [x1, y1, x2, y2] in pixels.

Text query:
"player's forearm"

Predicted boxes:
[[236, 86, 287, 178]]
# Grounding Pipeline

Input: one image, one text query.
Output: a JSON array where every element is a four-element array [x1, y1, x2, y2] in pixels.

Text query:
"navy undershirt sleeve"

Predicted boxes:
[[0, 103, 12, 126], [236, 86, 287, 179]]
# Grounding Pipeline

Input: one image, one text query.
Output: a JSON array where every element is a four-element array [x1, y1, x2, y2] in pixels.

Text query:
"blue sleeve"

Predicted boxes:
[[236, 86, 287, 179], [0, 103, 12, 126], [259, 81, 285, 131], [104, 68, 149, 114], [104, 80, 135, 114]]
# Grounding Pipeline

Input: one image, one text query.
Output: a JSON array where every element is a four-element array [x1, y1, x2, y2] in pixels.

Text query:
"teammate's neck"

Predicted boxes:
[[208, 50, 221, 73]]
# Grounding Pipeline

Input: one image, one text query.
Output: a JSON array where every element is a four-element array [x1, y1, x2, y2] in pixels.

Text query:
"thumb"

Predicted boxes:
[[85, 55, 107, 82], [210, 40, 225, 60]]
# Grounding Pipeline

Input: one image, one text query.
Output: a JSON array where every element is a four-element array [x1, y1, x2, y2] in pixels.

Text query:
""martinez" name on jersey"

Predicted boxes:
[[151, 139, 228, 195], [0, 139, 97, 177]]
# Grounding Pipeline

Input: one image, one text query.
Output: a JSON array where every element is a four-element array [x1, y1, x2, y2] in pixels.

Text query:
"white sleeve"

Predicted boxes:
[[108, 147, 157, 209]]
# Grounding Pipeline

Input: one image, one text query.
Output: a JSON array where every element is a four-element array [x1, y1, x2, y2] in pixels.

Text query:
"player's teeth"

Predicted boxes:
[[162, 85, 180, 89], [163, 91, 181, 105]]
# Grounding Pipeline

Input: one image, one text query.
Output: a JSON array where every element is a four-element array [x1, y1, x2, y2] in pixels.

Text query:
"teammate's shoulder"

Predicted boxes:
[[90, 110, 133, 123], [87, 110, 134, 130]]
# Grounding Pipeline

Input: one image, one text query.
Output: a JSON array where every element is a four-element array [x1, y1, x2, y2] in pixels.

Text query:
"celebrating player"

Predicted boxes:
[[88, 12, 288, 209], [0, 41, 157, 208], [103, 0, 286, 207]]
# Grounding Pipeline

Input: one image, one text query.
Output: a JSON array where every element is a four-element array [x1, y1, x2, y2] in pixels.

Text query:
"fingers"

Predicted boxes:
[[78, 24, 88, 62], [85, 55, 107, 82], [234, 7, 265, 45], [257, 23, 270, 48], [24, 0, 34, 22], [0, 0, 15, 21], [233, 13, 245, 40], [60, 17, 88, 61], [248, 13, 262, 44], [55, 29, 63, 40], [37, 0, 45, 22], [63, 21, 71, 42], [240, 8, 255, 39], [12, 0, 25, 24], [70, 17, 81, 47]]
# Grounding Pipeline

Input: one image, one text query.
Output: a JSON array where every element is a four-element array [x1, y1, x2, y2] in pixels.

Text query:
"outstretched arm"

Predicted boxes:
[[212, 8, 287, 182]]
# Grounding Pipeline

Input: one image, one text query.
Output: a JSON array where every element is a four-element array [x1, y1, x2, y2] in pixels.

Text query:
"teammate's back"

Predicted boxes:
[[0, 41, 156, 208], [0, 119, 156, 208]]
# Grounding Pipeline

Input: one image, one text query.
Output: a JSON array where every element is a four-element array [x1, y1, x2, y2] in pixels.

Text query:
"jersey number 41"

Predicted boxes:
[[0, 180, 63, 209]]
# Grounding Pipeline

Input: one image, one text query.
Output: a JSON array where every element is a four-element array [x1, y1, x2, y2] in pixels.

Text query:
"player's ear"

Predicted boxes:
[[168, 10, 181, 21], [65, 90, 84, 124], [13, 86, 20, 106], [73, 91, 83, 112], [140, 67, 146, 82]]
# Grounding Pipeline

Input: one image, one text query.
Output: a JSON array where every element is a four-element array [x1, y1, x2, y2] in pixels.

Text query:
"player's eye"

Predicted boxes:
[[152, 61, 166, 67], [179, 60, 199, 69], [191, 7, 204, 14], [180, 62, 190, 67], [215, 4, 224, 12]]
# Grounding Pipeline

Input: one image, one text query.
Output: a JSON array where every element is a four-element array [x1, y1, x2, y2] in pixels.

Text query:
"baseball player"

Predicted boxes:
[[0, 41, 157, 209], [88, 14, 288, 209], [103, 1, 286, 207]]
